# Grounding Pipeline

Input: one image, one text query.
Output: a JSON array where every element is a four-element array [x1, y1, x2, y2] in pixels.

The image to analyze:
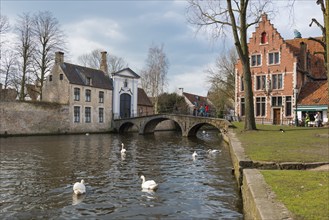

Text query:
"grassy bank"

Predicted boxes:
[[231, 122, 329, 219], [232, 122, 329, 162], [261, 170, 329, 220]]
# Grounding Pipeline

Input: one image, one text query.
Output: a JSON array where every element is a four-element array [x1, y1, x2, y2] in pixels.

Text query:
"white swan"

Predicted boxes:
[[207, 149, 221, 154], [121, 143, 126, 154], [140, 175, 158, 190], [192, 151, 198, 158], [73, 179, 86, 195]]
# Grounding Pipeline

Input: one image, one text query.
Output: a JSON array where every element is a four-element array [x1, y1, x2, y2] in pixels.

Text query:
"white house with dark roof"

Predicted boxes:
[[42, 51, 113, 133], [111, 68, 140, 119]]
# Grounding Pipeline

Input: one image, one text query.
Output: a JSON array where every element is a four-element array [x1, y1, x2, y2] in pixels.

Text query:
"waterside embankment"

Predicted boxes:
[[223, 130, 293, 220]]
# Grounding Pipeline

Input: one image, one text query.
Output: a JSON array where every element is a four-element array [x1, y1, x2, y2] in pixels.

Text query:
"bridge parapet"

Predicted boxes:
[[113, 114, 231, 137]]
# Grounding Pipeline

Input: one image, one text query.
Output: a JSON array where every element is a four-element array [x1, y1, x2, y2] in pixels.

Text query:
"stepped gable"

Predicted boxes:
[[248, 13, 285, 49], [60, 62, 113, 90], [298, 81, 328, 106]]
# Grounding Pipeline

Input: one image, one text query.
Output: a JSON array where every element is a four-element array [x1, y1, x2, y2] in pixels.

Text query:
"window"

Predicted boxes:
[[272, 74, 283, 89], [86, 77, 92, 85], [85, 107, 91, 123], [49, 75, 53, 81], [99, 108, 104, 123], [261, 32, 267, 44], [74, 106, 80, 123], [99, 91, 104, 103], [268, 52, 280, 65], [86, 89, 91, 102], [240, 98, 245, 116], [256, 97, 266, 116], [241, 76, 244, 91], [60, 74, 63, 80], [256, 75, 266, 90], [74, 88, 80, 101], [251, 54, 261, 67], [272, 96, 282, 106], [285, 96, 292, 116]]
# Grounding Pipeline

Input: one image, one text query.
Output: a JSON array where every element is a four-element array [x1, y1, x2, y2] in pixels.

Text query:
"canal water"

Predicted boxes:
[[0, 130, 243, 219]]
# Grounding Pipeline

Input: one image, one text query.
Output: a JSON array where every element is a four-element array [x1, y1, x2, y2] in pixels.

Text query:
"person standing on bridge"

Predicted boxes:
[[199, 105, 205, 116], [205, 104, 209, 117]]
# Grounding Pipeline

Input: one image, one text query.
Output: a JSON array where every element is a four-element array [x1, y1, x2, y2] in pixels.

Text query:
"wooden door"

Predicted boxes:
[[273, 109, 281, 125]]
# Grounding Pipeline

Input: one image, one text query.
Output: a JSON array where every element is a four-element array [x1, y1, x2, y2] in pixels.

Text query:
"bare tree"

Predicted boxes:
[[140, 43, 169, 113], [0, 15, 10, 34], [15, 13, 36, 100], [32, 11, 66, 100], [186, 0, 276, 130], [0, 15, 10, 59], [77, 49, 128, 75], [308, 0, 329, 121], [206, 48, 237, 116], [0, 50, 18, 89]]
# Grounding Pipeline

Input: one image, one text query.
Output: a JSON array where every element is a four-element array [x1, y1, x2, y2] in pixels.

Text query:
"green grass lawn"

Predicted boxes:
[[231, 122, 329, 162], [231, 122, 329, 219], [261, 170, 329, 220]]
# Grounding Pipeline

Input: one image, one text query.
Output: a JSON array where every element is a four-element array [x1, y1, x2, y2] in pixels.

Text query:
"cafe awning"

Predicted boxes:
[[297, 105, 328, 111]]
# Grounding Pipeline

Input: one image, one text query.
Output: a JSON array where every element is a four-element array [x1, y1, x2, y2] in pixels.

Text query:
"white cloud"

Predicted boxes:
[[62, 18, 127, 62]]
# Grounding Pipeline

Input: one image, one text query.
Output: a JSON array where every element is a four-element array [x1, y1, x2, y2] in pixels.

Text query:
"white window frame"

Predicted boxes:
[[250, 54, 262, 67], [268, 51, 280, 65]]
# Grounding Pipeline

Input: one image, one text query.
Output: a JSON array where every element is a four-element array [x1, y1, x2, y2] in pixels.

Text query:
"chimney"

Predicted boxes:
[[178, 88, 184, 96], [100, 51, 108, 74], [55, 51, 64, 64], [300, 42, 307, 70]]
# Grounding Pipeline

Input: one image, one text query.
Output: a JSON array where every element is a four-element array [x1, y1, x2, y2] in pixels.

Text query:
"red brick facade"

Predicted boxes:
[[235, 14, 327, 125]]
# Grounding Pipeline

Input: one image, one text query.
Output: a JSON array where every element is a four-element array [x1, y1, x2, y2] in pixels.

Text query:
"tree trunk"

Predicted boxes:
[[324, 0, 329, 120], [242, 62, 257, 130]]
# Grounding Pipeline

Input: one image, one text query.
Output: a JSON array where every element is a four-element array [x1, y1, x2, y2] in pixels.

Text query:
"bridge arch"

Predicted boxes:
[[113, 114, 230, 137], [187, 122, 222, 137], [118, 121, 139, 133], [141, 116, 183, 135]]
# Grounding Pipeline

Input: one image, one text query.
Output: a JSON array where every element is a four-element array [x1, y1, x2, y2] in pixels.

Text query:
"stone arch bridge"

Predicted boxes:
[[113, 114, 231, 137]]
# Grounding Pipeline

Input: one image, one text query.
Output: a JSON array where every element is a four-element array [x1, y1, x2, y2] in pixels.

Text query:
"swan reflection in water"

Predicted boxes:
[[121, 153, 126, 161], [141, 188, 158, 200], [72, 193, 86, 205]]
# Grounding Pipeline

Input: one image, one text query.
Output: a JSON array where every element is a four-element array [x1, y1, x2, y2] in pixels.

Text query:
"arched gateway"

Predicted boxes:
[[113, 114, 231, 137]]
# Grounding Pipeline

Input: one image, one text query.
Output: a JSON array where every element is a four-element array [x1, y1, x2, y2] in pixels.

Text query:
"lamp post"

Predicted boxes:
[[294, 88, 299, 127]]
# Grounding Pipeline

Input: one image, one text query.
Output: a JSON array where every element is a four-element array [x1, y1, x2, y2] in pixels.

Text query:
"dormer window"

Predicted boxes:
[[85, 89, 91, 102], [86, 77, 92, 86], [124, 79, 128, 87], [261, 32, 268, 44]]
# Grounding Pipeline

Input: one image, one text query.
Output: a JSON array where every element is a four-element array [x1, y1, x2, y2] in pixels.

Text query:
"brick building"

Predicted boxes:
[[235, 14, 327, 125]]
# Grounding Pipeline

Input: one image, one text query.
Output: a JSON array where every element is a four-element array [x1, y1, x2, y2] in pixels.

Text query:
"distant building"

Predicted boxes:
[[177, 89, 215, 117], [235, 13, 327, 125], [0, 83, 17, 101], [137, 88, 154, 116]]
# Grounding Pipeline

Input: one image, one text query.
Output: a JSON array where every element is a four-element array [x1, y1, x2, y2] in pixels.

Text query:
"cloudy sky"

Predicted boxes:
[[1, 0, 322, 96]]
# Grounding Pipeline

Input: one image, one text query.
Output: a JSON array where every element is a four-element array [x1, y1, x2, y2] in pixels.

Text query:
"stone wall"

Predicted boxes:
[[0, 101, 70, 136]]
